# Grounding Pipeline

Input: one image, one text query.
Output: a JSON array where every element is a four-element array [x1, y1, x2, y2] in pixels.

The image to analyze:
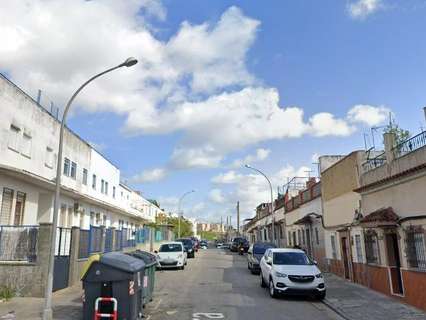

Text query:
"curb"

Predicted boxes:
[[322, 298, 353, 320]]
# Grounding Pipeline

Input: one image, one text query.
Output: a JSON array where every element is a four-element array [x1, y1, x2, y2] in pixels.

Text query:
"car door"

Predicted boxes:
[[264, 250, 273, 279]]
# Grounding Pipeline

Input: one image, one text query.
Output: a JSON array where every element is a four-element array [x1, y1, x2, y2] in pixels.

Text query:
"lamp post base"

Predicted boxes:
[[42, 307, 53, 320]]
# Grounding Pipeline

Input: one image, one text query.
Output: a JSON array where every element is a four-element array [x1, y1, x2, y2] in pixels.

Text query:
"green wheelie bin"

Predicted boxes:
[[127, 250, 158, 306]]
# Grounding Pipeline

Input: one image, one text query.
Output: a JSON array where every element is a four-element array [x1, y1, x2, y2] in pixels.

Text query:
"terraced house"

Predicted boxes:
[[0, 74, 171, 296], [355, 127, 426, 311]]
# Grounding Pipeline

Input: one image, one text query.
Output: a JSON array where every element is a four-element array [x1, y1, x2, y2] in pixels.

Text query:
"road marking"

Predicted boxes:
[[154, 298, 162, 310], [192, 313, 225, 319]]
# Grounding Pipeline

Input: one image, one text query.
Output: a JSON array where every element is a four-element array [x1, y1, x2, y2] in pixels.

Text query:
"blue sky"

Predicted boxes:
[[1, 0, 426, 223]]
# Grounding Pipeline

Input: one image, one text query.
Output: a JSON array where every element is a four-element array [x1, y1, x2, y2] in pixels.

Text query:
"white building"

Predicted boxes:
[[0, 74, 161, 230]]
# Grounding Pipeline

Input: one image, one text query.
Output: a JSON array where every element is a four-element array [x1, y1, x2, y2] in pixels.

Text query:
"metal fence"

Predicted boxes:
[[135, 227, 150, 244], [78, 229, 90, 259], [394, 131, 426, 159], [89, 226, 104, 253], [114, 229, 123, 251], [104, 228, 113, 253], [362, 152, 386, 172], [365, 231, 380, 264], [55, 227, 71, 256], [0, 225, 38, 262]]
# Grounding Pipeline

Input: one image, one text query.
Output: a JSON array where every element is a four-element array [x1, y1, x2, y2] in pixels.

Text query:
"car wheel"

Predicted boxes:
[[269, 279, 278, 298], [316, 291, 326, 300], [260, 272, 266, 288], [248, 262, 251, 270], [181, 265, 185, 270]]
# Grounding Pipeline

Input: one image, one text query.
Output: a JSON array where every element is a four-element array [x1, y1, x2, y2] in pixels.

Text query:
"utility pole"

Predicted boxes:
[[236, 201, 240, 236]]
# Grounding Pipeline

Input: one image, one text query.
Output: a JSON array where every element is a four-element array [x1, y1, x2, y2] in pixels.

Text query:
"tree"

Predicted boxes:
[[165, 216, 193, 238], [383, 120, 410, 147]]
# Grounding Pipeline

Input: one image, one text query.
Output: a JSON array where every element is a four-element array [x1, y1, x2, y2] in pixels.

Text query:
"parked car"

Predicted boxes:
[[259, 248, 326, 299], [216, 241, 224, 248], [247, 242, 276, 274], [200, 240, 208, 249], [176, 238, 196, 258], [155, 242, 187, 270], [230, 237, 249, 252]]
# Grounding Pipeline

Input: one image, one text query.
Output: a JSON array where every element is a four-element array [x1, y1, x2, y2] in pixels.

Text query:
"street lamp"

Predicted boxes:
[[42, 57, 138, 320], [244, 164, 276, 245], [177, 190, 195, 238]]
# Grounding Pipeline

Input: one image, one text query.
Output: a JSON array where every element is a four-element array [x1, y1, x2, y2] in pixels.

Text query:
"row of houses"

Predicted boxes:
[[244, 110, 426, 311], [0, 74, 174, 296]]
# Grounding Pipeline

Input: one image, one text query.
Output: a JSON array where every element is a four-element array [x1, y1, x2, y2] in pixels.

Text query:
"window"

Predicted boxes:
[[70, 162, 77, 179], [288, 231, 292, 247], [405, 226, 426, 270], [113, 186, 116, 199], [315, 227, 319, 245], [302, 229, 306, 245], [92, 174, 97, 190], [105, 182, 108, 195], [365, 231, 380, 264], [8, 124, 20, 152], [63, 158, 70, 176], [82, 169, 88, 185], [45, 147, 54, 168], [101, 179, 105, 194], [297, 229, 301, 245], [90, 211, 95, 225], [355, 235, 363, 263], [95, 213, 101, 225], [21, 133, 32, 158], [331, 235, 337, 259], [0, 188, 14, 225], [13, 192, 26, 225], [102, 214, 107, 226]]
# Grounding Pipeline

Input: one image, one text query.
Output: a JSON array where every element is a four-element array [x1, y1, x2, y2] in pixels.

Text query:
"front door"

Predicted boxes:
[[306, 228, 312, 257], [386, 232, 404, 295], [341, 237, 350, 279]]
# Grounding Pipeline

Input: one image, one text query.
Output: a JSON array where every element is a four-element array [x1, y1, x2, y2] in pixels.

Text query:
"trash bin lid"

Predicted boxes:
[[129, 250, 158, 267], [100, 252, 145, 272]]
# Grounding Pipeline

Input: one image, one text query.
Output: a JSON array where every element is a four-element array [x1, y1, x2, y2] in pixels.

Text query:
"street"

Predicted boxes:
[[146, 248, 343, 320]]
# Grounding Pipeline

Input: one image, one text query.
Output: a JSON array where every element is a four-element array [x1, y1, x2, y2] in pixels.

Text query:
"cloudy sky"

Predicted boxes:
[[1, 0, 426, 224]]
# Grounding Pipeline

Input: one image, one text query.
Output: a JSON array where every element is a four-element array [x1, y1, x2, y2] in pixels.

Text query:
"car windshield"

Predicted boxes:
[[177, 239, 192, 246], [273, 252, 313, 265], [159, 244, 182, 252], [254, 246, 272, 255]]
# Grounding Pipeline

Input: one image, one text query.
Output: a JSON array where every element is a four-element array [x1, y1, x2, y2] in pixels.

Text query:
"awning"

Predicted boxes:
[[293, 213, 321, 225], [360, 207, 399, 227]]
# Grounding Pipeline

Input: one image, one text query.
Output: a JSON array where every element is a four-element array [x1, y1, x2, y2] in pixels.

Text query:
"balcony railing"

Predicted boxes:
[[362, 152, 386, 172], [393, 131, 426, 159]]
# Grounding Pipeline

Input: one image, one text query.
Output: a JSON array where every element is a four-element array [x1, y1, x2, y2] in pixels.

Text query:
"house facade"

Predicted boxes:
[[355, 131, 426, 310]]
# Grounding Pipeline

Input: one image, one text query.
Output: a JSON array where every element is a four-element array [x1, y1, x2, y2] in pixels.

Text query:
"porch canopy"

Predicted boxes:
[[293, 213, 321, 225], [360, 207, 399, 227]]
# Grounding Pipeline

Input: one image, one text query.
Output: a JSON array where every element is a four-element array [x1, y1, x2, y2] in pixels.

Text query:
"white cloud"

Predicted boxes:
[[347, 105, 391, 126], [170, 146, 222, 169], [308, 113, 356, 137], [209, 189, 225, 204], [211, 170, 243, 184], [229, 148, 270, 168], [348, 0, 383, 19], [130, 168, 167, 183]]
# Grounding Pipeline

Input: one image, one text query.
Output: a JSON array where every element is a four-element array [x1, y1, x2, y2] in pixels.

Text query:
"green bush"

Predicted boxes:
[[0, 286, 15, 301]]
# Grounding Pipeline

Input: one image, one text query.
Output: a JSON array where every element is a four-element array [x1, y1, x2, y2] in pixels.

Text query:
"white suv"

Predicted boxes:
[[156, 242, 187, 270], [259, 248, 326, 299]]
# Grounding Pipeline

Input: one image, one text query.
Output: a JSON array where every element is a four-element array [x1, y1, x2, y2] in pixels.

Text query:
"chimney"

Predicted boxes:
[[306, 177, 316, 189], [383, 132, 396, 163]]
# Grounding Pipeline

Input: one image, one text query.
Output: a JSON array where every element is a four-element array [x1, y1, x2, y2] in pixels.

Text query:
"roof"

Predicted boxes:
[[360, 207, 399, 224], [269, 248, 305, 253]]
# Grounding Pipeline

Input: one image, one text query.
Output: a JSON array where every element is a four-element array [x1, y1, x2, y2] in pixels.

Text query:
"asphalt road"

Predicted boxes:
[[146, 248, 344, 320]]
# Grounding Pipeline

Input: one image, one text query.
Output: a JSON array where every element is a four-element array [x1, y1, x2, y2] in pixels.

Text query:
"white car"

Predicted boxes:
[[156, 242, 187, 270], [259, 248, 326, 299]]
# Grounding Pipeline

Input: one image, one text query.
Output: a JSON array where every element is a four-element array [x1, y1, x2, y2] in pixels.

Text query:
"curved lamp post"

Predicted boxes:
[[42, 57, 138, 320], [177, 190, 195, 238], [244, 164, 276, 245]]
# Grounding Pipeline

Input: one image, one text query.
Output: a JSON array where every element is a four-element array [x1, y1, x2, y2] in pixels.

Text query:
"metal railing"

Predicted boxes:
[[0, 225, 38, 262], [78, 229, 90, 259], [362, 152, 386, 172], [89, 226, 104, 253], [393, 131, 426, 159], [405, 227, 426, 270]]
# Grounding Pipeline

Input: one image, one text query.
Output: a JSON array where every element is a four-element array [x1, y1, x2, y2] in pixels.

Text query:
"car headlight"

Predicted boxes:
[[315, 273, 323, 278], [275, 271, 287, 278]]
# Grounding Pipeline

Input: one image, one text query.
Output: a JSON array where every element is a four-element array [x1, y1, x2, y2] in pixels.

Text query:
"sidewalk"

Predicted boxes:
[[0, 285, 82, 320], [323, 273, 426, 320]]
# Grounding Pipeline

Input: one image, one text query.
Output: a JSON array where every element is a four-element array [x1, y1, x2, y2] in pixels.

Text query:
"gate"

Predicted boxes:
[[53, 227, 72, 291]]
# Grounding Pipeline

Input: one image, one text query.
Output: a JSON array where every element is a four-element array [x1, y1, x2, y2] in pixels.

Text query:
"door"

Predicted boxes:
[[306, 228, 312, 257], [386, 233, 404, 295], [53, 227, 72, 291], [341, 237, 350, 279]]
